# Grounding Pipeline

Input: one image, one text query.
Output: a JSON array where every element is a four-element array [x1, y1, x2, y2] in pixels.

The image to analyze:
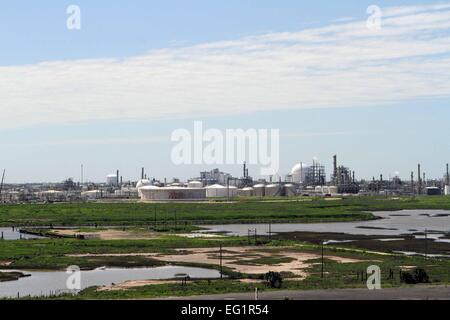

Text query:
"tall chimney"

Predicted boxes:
[[418, 164, 422, 195], [411, 171, 414, 194], [141, 167, 144, 180], [333, 155, 337, 183], [243, 162, 247, 178], [447, 163, 449, 185], [116, 170, 120, 186]]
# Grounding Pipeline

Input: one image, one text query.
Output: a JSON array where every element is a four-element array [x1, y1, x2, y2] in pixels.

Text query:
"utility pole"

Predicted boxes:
[[411, 172, 414, 195], [0, 169, 5, 197], [268, 222, 272, 241], [219, 244, 223, 279], [446, 163, 449, 186], [321, 240, 325, 279]]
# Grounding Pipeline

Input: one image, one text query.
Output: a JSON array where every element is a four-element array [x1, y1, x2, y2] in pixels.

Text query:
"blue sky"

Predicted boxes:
[[1, 1, 450, 183]]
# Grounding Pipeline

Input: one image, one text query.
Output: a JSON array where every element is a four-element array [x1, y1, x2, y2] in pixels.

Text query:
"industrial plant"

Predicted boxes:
[[1, 156, 449, 204]]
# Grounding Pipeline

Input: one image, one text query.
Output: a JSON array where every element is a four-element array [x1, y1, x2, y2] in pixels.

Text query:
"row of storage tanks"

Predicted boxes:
[[137, 180, 298, 200]]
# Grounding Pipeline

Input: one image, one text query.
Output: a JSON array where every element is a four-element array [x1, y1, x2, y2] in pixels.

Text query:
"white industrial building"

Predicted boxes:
[[106, 174, 119, 186]]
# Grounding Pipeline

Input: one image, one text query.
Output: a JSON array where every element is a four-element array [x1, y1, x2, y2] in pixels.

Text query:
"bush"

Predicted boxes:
[[400, 268, 429, 284], [264, 271, 283, 288]]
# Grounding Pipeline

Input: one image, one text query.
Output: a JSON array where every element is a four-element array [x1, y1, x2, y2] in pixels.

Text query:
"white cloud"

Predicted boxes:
[[1, 2, 450, 130]]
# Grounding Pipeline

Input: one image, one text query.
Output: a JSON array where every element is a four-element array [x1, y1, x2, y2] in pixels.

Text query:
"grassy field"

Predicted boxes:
[[2, 196, 450, 227], [23, 245, 450, 300], [0, 236, 250, 270]]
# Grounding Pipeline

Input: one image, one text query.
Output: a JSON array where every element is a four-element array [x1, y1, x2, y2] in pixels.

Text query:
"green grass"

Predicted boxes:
[[3, 195, 450, 227], [0, 271, 27, 282], [28, 246, 450, 300], [0, 236, 251, 270]]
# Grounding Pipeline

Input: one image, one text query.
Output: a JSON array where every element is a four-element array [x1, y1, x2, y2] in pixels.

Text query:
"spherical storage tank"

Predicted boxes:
[[136, 179, 152, 189], [290, 163, 308, 184]]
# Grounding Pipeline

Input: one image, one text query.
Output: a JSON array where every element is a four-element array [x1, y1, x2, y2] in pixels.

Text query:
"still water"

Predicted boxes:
[[202, 210, 450, 237], [0, 227, 45, 240], [0, 266, 221, 298]]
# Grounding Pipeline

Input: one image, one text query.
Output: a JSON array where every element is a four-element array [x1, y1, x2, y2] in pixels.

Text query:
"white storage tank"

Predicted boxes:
[[81, 190, 101, 200], [140, 186, 206, 201], [188, 181, 203, 188], [238, 187, 254, 197], [284, 184, 296, 197], [253, 184, 265, 197], [328, 186, 338, 194], [205, 184, 237, 198], [315, 186, 324, 193], [265, 184, 281, 197], [136, 179, 152, 189]]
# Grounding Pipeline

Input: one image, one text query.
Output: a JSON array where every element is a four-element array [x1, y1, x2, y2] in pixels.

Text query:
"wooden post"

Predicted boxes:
[[219, 244, 223, 280]]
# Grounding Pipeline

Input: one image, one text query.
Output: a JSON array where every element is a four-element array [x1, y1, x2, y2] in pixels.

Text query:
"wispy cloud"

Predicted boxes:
[[1, 2, 450, 130]]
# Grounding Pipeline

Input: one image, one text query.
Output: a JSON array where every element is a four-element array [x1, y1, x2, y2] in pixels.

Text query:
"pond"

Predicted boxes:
[[0, 227, 45, 240], [202, 210, 450, 238], [0, 266, 221, 298]]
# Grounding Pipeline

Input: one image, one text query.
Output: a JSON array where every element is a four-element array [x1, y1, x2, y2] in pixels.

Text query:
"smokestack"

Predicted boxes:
[[333, 155, 337, 182], [411, 171, 414, 194], [352, 171, 355, 183], [423, 172, 426, 187], [116, 170, 120, 186], [120, 176, 123, 186], [418, 164, 422, 195], [141, 168, 144, 180], [243, 162, 247, 178], [380, 174, 383, 182], [447, 163, 449, 185]]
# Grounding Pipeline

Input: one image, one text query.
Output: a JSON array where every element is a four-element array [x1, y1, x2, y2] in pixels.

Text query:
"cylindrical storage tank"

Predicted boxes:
[[445, 185, 450, 196], [426, 187, 441, 196], [140, 186, 206, 200], [265, 184, 281, 197], [284, 184, 296, 197], [328, 186, 338, 194], [188, 181, 203, 188], [238, 187, 254, 197], [205, 184, 227, 198], [315, 186, 324, 193], [253, 184, 265, 197]]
